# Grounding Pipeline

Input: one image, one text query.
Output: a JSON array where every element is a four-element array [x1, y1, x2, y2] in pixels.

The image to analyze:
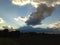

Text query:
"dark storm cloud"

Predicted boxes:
[[25, 4, 55, 25]]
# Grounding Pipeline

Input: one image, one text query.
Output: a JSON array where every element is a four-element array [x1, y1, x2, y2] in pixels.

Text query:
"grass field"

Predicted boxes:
[[0, 34, 60, 45]]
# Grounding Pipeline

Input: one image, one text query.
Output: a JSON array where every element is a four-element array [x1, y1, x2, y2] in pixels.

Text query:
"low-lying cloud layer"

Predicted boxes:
[[12, 0, 60, 25], [48, 21, 60, 29]]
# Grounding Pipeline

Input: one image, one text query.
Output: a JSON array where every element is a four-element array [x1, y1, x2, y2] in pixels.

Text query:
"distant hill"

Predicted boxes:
[[18, 26, 60, 34]]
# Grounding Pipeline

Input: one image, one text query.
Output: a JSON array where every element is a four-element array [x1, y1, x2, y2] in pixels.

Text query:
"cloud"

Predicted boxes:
[[0, 26, 4, 30], [12, 0, 60, 25], [32, 21, 60, 29], [25, 4, 55, 25], [48, 21, 60, 29], [12, 0, 30, 7], [0, 18, 4, 23], [14, 16, 28, 22], [12, 0, 60, 8], [14, 16, 28, 27]]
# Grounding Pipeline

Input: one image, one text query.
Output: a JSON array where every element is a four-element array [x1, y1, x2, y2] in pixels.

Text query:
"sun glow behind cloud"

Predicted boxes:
[[0, 18, 4, 23]]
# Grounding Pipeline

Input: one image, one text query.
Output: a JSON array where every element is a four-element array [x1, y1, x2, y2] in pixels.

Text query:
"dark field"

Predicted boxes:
[[0, 29, 60, 45], [0, 34, 60, 45]]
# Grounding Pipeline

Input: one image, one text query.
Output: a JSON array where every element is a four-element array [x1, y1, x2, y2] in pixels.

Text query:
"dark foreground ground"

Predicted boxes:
[[0, 34, 60, 45], [0, 29, 60, 45]]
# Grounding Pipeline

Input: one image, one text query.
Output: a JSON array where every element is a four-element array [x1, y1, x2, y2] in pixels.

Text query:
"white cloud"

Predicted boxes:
[[14, 16, 28, 22], [14, 18, 19, 21], [33, 24, 48, 28], [0, 26, 4, 30], [0, 18, 4, 23], [48, 21, 60, 28], [12, 0, 30, 6], [11, 0, 46, 8], [33, 21, 60, 29], [12, 0, 60, 8], [14, 16, 27, 27]]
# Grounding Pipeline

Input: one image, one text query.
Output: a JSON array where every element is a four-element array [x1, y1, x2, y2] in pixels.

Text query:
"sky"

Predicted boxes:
[[0, 0, 60, 29]]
